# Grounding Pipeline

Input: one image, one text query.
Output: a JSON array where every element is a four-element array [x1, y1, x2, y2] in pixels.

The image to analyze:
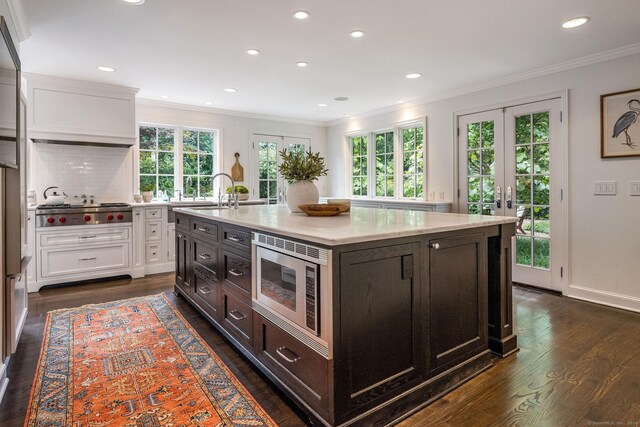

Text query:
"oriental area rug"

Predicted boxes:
[[24, 294, 277, 426]]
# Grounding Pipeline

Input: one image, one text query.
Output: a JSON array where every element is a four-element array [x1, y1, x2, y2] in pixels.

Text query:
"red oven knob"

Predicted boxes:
[[58, 217, 66, 223], [117, 214, 124, 220], [47, 217, 55, 224], [107, 214, 114, 221], [83, 215, 92, 222]]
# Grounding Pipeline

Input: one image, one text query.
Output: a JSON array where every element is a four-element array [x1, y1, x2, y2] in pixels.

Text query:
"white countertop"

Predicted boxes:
[[174, 205, 516, 246]]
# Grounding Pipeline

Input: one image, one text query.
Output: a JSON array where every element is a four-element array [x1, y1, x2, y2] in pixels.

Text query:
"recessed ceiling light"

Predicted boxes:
[[344, 114, 351, 117], [318, 103, 328, 107], [296, 61, 309, 67], [97, 66, 115, 72], [205, 101, 213, 105], [293, 10, 310, 20], [350, 30, 366, 38], [562, 16, 590, 29], [122, 0, 145, 4], [160, 95, 169, 99], [398, 100, 405, 104], [334, 96, 349, 102], [224, 88, 237, 93], [247, 49, 260, 55], [405, 73, 422, 79]]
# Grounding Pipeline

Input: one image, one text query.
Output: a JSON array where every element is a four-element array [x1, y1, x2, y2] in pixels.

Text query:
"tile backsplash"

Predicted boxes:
[[31, 143, 133, 204]]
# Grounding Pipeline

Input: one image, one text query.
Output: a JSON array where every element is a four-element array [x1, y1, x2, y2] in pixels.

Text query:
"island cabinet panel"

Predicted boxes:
[[254, 314, 331, 420], [336, 242, 424, 420], [222, 283, 253, 348], [192, 219, 218, 242], [222, 250, 252, 296], [191, 242, 221, 321], [428, 232, 487, 376], [175, 231, 191, 294], [221, 225, 251, 254]]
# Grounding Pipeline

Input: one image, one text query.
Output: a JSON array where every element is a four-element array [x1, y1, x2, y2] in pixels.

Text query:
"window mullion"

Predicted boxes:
[[176, 126, 183, 196], [394, 127, 402, 199], [368, 132, 375, 198]]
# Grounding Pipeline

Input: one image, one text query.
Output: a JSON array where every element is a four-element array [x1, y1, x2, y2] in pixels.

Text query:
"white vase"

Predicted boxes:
[[286, 180, 319, 212], [142, 191, 153, 203]]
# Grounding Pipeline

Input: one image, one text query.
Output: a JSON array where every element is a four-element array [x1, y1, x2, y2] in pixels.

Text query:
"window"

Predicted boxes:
[[375, 131, 394, 197], [138, 124, 218, 198], [139, 125, 175, 196], [257, 140, 278, 202], [401, 126, 424, 198], [182, 129, 216, 197], [348, 122, 425, 199], [351, 135, 368, 196]]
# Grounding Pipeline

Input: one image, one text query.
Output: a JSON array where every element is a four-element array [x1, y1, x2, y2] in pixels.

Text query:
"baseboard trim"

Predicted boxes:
[[567, 284, 640, 313], [145, 262, 174, 275]]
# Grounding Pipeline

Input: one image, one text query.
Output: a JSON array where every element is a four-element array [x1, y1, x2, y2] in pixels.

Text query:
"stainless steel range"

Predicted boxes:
[[35, 203, 132, 227]]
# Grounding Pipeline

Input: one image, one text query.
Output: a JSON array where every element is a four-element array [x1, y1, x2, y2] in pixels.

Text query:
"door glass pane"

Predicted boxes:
[[481, 121, 494, 148], [467, 123, 480, 149], [515, 146, 531, 174], [532, 206, 550, 237], [533, 112, 549, 142], [515, 115, 531, 145], [468, 150, 480, 175], [468, 204, 480, 214], [533, 176, 550, 205], [466, 119, 496, 215], [481, 149, 494, 175], [533, 238, 550, 268], [482, 177, 495, 203], [516, 235, 532, 266], [533, 144, 550, 174], [516, 176, 531, 204], [258, 141, 278, 203], [468, 177, 480, 202], [261, 259, 297, 311], [516, 206, 531, 236]]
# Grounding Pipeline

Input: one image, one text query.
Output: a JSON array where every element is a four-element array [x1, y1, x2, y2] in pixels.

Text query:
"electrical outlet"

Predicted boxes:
[[630, 182, 640, 196], [594, 181, 616, 195]]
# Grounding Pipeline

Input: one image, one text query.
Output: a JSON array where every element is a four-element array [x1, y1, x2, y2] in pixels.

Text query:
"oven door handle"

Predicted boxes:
[[275, 347, 300, 363]]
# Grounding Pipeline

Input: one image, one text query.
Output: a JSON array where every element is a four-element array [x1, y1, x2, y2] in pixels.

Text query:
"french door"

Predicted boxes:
[[252, 134, 310, 204], [458, 99, 563, 291]]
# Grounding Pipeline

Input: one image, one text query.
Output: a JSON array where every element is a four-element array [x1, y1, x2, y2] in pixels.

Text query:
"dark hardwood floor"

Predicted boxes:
[[1, 275, 639, 426]]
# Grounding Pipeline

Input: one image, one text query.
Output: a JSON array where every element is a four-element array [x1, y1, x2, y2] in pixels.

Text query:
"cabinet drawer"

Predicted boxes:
[[40, 243, 130, 278], [145, 208, 163, 219], [255, 315, 328, 410], [192, 238, 218, 273], [223, 251, 251, 295], [38, 226, 130, 247], [222, 226, 251, 254], [145, 243, 162, 263], [193, 265, 221, 320], [192, 219, 218, 242], [145, 221, 162, 241], [223, 289, 252, 347], [175, 214, 190, 231]]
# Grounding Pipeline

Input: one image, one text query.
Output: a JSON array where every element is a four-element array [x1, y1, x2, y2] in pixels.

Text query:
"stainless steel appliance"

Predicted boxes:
[[36, 203, 132, 227], [252, 232, 332, 358]]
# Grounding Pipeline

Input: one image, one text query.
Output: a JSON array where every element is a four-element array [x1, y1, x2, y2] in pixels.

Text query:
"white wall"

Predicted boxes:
[[327, 53, 640, 312], [136, 102, 328, 197]]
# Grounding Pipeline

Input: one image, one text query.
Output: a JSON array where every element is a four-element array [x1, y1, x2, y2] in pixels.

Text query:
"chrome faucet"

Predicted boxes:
[[212, 172, 238, 209], [173, 189, 182, 202]]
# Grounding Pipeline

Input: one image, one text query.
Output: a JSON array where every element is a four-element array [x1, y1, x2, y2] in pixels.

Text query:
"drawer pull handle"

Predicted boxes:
[[79, 235, 97, 239], [79, 257, 97, 261], [228, 268, 243, 277], [199, 287, 212, 295], [227, 235, 243, 242], [430, 242, 440, 249], [228, 310, 246, 321], [177, 234, 183, 238], [197, 227, 210, 232], [152, 230, 156, 233], [276, 347, 300, 363], [198, 253, 211, 260]]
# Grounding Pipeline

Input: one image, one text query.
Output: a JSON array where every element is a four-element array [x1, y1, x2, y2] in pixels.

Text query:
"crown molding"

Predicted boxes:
[[6, 0, 30, 42], [136, 98, 326, 128], [326, 43, 640, 127]]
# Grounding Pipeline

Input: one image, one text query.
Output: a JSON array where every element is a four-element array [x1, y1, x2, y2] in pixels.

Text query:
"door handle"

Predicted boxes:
[[276, 347, 300, 363], [198, 253, 211, 260], [496, 186, 502, 209], [228, 268, 243, 277], [506, 186, 513, 209], [229, 310, 246, 321]]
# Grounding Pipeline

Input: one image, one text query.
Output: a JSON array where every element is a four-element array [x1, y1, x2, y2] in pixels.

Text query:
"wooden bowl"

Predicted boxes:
[[298, 204, 349, 216]]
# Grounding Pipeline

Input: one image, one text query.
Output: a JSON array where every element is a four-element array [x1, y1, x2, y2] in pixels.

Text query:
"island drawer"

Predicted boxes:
[[222, 287, 253, 348], [193, 265, 221, 321], [223, 251, 251, 296], [192, 219, 218, 242], [221, 226, 251, 254], [192, 238, 219, 273], [175, 214, 190, 231], [254, 314, 329, 414]]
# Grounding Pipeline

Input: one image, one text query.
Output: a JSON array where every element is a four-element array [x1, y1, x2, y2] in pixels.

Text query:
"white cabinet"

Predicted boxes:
[[26, 211, 36, 284], [135, 205, 174, 275], [41, 244, 130, 278], [144, 221, 161, 241], [350, 199, 451, 212], [145, 243, 162, 264], [131, 207, 145, 278], [24, 74, 138, 146]]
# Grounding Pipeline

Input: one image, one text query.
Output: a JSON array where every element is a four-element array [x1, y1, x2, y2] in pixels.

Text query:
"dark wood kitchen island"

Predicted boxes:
[[172, 205, 517, 426]]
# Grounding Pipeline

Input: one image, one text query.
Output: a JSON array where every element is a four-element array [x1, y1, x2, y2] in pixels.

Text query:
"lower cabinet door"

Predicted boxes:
[[223, 251, 251, 295], [254, 313, 330, 418], [41, 243, 130, 278], [175, 232, 191, 294], [192, 264, 221, 321], [337, 242, 424, 421], [222, 288, 252, 348]]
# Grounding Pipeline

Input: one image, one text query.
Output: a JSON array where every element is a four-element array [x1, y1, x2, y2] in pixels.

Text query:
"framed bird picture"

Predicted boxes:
[[601, 88, 640, 158]]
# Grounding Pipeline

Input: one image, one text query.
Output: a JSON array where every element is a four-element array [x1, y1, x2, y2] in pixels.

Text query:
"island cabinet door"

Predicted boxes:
[[337, 242, 424, 421], [175, 231, 191, 294], [427, 232, 488, 377]]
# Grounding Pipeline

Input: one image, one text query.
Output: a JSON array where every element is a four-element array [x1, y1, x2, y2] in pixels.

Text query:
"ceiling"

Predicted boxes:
[[19, 0, 640, 123]]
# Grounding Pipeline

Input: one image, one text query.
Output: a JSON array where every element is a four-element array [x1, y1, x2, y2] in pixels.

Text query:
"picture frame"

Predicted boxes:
[[601, 88, 640, 158]]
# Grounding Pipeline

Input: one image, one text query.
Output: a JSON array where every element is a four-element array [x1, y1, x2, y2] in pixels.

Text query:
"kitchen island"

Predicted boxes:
[[173, 205, 517, 426]]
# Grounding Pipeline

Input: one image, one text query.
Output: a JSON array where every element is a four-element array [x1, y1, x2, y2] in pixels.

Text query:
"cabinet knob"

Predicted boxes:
[[430, 242, 440, 249]]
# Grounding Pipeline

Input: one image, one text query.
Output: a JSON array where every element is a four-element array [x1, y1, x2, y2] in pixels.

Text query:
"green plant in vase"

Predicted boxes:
[[277, 149, 328, 212]]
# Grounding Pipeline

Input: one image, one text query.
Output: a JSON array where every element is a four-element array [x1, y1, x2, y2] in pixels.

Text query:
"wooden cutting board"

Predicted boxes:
[[231, 152, 244, 182]]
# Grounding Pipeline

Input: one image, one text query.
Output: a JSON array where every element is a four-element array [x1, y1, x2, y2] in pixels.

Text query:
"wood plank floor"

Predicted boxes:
[[1, 274, 639, 426]]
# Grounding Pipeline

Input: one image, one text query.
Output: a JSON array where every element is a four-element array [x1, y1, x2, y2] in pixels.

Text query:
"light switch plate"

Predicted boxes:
[[594, 181, 616, 195], [630, 182, 640, 196]]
